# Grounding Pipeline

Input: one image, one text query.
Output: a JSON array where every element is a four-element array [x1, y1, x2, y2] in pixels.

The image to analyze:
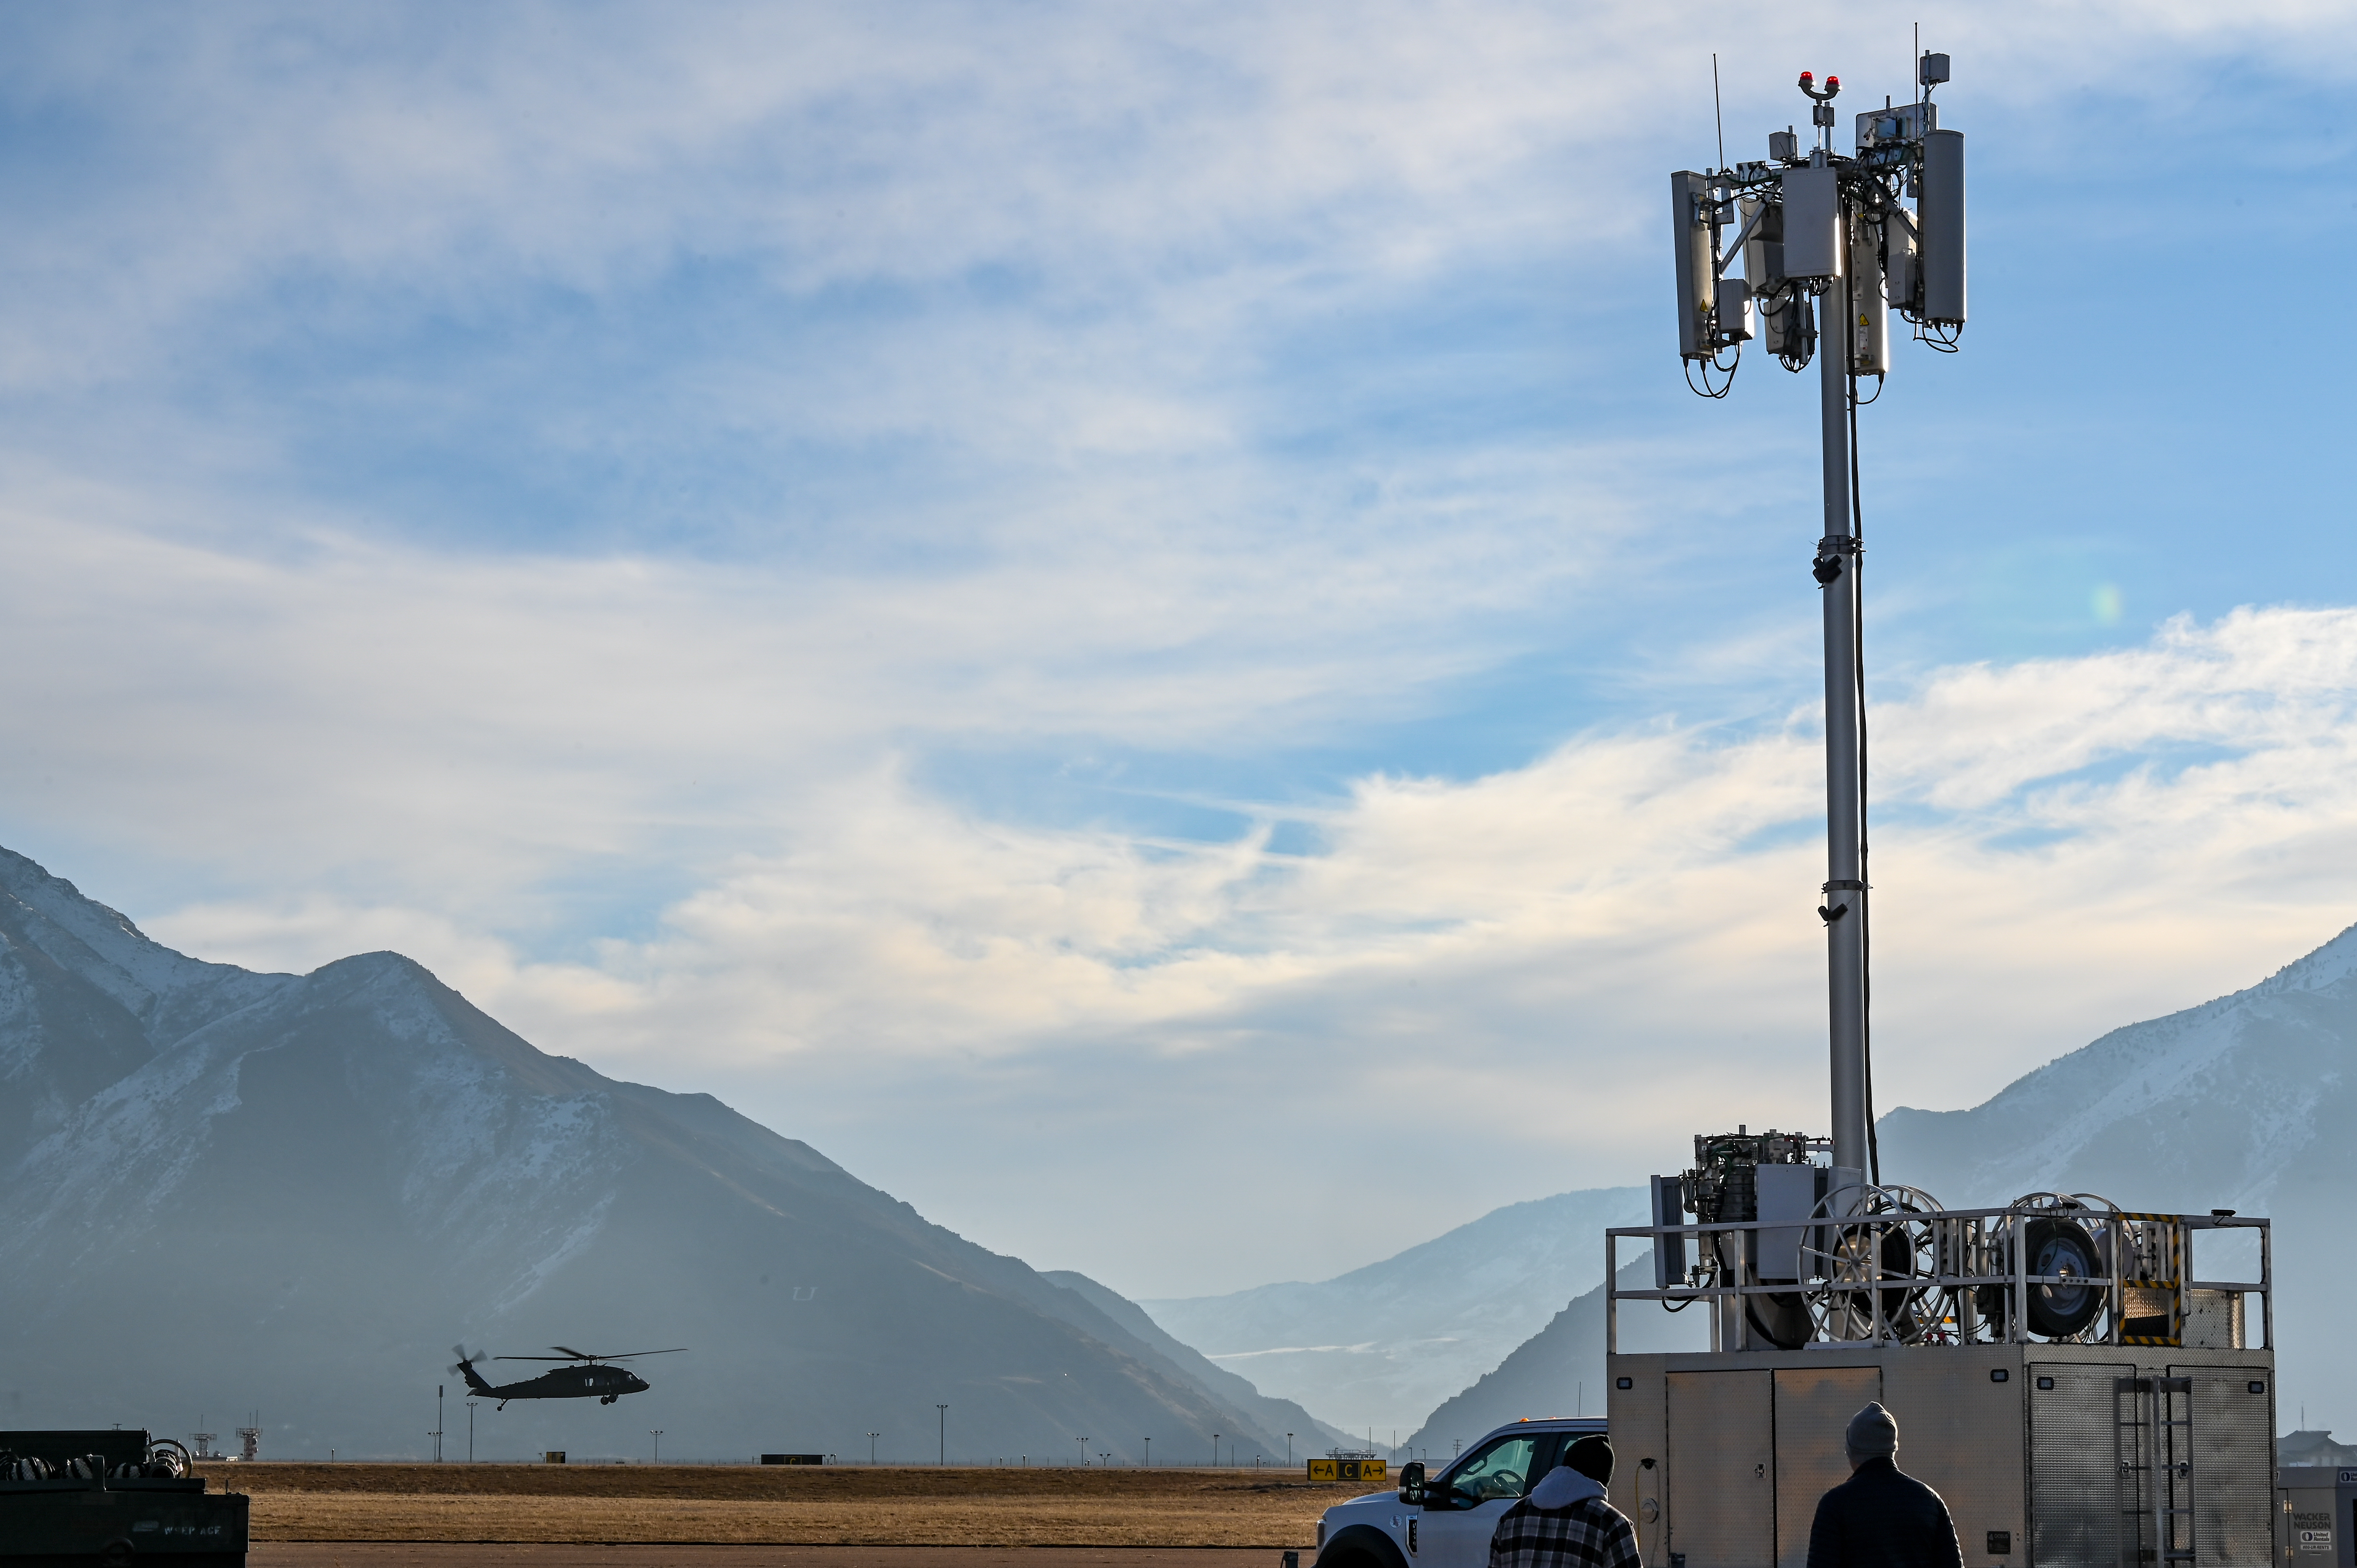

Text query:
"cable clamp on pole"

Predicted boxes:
[[1818, 879, 1863, 924], [1811, 534, 1862, 585]]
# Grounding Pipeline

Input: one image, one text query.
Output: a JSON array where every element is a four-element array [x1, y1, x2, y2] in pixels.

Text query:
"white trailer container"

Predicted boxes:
[[1605, 1196, 2276, 1568]]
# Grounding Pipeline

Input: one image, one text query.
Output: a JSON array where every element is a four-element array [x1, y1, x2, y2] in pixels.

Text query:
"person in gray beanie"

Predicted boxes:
[[1805, 1403, 1962, 1568]]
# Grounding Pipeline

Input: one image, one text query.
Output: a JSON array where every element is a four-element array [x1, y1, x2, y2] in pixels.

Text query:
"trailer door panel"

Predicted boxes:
[[1774, 1364, 1883, 1568], [1669, 1370, 1775, 1568]]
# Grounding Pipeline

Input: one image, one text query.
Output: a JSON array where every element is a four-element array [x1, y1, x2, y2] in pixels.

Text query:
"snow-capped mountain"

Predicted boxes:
[[0, 847, 1328, 1461], [1403, 1253, 1705, 1457], [1141, 1186, 1649, 1438], [1880, 919, 2357, 1429], [1387, 923, 2357, 1445]]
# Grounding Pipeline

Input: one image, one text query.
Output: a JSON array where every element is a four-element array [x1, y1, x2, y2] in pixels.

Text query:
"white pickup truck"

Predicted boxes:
[[1309, 1417, 1608, 1568]]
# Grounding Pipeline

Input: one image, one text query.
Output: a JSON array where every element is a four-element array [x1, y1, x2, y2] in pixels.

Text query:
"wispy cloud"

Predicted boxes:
[[126, 601, 2357, 1288], [4, 3, 2357, 1300]]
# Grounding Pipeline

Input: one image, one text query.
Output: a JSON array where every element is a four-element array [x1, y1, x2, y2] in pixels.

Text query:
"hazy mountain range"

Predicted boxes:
[[0, 846, 1344, 1461], [1142, 1187, 1648, 1437], [1378, 923, 2357, 1447], [1879, 921, 2357, 1428], [8, 835, 2348, 1460]]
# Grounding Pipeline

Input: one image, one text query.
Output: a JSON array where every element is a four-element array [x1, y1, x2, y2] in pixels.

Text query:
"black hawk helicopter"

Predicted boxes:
[[450, 1345, 686, 1408]]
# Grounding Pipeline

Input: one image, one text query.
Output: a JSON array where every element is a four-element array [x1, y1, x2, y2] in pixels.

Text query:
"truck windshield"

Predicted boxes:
[[1445, 1434, 1540, 1503]]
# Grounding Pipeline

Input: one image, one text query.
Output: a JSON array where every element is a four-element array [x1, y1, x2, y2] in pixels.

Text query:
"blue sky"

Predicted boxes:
[[2, 3, 2355, 1313]]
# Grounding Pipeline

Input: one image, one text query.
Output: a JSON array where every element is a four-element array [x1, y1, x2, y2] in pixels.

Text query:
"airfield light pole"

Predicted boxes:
[[1211, 1433, 1218, 1470], [1286, 1434, 1293, 1466], [434, 1385, 443, 1463], [650, 1430, 663, 1464], [937, 1404, 949, 1466], [1143, 1437, 1151, 1467], [1670, 49, 1965, 1187], [867, 1432, 880, 1465], [1075, 1437, 1087, 1467], [466, 1402, 477, 1463]]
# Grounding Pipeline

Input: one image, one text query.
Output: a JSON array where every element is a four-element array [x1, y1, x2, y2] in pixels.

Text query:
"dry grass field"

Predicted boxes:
[[200, 1464, 1368, 1547]]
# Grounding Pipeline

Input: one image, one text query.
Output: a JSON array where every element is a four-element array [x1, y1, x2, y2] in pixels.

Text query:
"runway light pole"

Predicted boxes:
[[466, 1402, 477, 1464], [650, 1430, 663, 1464], [1075, 1437, 1088, 1466], [1286, 1434, 1293, 1467], [937, 1405, 949, 1466], [867, 1432, 880, 1465], [1143, 1437, 1150, 1467]]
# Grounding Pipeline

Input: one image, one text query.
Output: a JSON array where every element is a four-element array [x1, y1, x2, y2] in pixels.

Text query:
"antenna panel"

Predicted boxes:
[[1779, 166, 1842, 281], [1920, 130, 1965, 325], [1670, 170, 1718, 361]]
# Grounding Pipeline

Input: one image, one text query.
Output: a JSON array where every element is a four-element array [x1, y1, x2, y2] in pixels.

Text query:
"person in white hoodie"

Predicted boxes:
[[1488, 1436, 1642, 1568]]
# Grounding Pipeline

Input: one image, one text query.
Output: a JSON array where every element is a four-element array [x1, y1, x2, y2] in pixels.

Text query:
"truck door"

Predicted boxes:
[[1418, 1432, 1547, 1568]]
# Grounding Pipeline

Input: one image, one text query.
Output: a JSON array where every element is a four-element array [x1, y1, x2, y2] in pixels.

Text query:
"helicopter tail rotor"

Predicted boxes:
[[449, 1345, 494, 1395]]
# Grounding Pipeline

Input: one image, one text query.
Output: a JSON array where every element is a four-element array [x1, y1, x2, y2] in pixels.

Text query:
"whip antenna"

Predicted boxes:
[[1712, 54, 1726, 172]]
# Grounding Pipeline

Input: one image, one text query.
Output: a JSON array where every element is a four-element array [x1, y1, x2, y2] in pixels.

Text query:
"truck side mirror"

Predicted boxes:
[[1399, 1461, 1426, 1505]]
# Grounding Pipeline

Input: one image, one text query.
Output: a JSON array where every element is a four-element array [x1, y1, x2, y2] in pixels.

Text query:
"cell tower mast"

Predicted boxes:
[[1608, 66, 2282, 1568], [1670, 53, 1964, 1188]]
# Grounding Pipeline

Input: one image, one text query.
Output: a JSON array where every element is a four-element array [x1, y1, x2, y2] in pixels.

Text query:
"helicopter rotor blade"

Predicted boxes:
[[492, 1346, 689, 1362]]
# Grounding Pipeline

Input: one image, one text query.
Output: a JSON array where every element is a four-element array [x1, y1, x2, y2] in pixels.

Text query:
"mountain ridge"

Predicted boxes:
[[1142, 1185, 1648, 1434], [1383, 921, 2357, 1444], [0, 846, 1326, 1460]]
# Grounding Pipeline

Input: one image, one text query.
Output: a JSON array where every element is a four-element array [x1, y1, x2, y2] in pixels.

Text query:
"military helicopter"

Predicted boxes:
[[450, 1345, 686, 1408]]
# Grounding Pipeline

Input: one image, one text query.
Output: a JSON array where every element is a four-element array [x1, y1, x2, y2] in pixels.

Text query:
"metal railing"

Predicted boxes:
[[1605, 1189, 2270, 1353]]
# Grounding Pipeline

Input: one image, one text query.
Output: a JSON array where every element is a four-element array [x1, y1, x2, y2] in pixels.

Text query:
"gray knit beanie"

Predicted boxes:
[[1846, 1402, 1898, 1459]]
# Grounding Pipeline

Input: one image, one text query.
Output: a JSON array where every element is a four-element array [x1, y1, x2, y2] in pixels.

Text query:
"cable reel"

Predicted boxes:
[[1799, 1182, 1944, 1343], [1976, 1193, 2114, 1340]]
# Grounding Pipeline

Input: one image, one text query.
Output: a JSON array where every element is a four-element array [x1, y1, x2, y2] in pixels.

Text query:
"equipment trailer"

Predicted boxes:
[[1, 1429, 247, 1568]]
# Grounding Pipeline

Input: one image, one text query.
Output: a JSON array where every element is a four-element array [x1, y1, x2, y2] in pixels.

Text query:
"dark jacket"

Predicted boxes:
[[1805, 1456, 1963, 1568]]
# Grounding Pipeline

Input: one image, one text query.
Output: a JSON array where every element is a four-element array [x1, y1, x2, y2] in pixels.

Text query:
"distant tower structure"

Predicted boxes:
[[236, 1419, 260, 1462], [191, 1425, 220, 1461]]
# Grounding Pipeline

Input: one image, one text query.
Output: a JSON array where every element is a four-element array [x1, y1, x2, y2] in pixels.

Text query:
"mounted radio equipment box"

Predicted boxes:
[[0, 1428, 247, 1566]]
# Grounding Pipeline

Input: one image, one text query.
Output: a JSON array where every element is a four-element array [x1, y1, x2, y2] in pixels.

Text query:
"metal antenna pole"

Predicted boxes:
[[1816, 241, 1869, 1191]]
